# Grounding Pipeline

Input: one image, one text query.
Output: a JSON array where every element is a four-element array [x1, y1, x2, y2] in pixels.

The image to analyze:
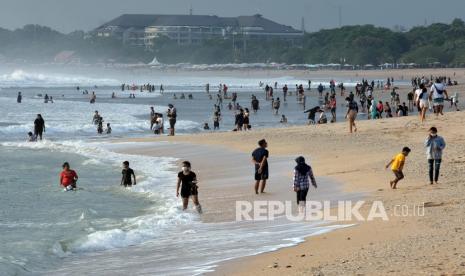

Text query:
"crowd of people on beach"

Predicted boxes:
[[15, 72, 458, 213]]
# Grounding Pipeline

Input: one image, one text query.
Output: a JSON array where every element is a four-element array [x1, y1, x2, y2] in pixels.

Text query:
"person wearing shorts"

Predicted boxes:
[[415, 83, 429, 123], [386, 147, 411, 189], [429, 78, 448, 116], [176, 161, 202, 213], [252, 139, 269, 194], [292, 156, 317, 213]]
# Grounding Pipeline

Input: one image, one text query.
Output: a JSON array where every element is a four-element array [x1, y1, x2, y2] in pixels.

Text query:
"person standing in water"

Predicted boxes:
[[425, 127, 446, 185], [121, 161, 136, 187], [167, 104, 177, 136], [60, 162, 78, 191], [34, 114, 45, 140], [252, 139, 269, 194], [345, 97, 358, 133], [293, 156, 317, 213], [17, 92, 22, 103], [176, 161, 202, 213]]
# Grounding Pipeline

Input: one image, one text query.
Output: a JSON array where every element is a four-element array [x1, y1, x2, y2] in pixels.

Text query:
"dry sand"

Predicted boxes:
[[118, 69, 465, 275]]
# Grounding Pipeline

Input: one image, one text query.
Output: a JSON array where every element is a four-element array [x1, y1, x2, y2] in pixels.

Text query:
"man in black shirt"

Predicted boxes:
[[252, 139, 269, 194], [176, 161, 202, 213], [121, 161, 136, 187]]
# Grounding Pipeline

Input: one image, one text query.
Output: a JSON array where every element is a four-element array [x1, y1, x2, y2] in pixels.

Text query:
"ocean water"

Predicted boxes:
[[0, 69, 364, 275]]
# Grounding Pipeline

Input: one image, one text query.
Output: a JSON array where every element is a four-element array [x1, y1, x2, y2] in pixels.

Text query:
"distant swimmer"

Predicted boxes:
[[92, 111, 100, 125], [252, 139, 269, 194], [176, 161, 202, 213], [121, 161, 136, 187], [60, 162, 78, 191], [27, 132, 37, 142], [106, 123, 112, 134], [17, 92, 22, 103], [33, 114, 45, 140], [90, 92, 96, 104], [44, 94, 49, 103]]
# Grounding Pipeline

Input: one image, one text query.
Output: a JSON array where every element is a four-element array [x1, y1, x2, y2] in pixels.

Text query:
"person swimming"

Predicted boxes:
[[60, 162, 78, 191]]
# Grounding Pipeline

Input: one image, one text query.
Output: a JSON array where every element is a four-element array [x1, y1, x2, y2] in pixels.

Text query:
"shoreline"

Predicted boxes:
[[119, 109, 465, 275]]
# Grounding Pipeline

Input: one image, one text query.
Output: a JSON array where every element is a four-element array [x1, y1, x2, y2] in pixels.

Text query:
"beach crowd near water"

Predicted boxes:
[[14, 72, 459, 205]]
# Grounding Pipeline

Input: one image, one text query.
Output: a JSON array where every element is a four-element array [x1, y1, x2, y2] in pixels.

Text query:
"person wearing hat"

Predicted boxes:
[[293, 156, 317, 212], [167, 104, 177, 136]]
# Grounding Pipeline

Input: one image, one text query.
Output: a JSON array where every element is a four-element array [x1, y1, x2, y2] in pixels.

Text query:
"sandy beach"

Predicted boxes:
[[122, 101, 465, 275]]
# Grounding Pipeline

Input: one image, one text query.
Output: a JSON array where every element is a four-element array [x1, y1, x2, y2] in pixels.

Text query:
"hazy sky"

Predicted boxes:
[[1, 0, 464, 33]]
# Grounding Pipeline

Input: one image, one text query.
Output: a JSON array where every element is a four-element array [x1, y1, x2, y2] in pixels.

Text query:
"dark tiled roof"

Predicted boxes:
[[97, 14, 301, 33], [236, 14, 301, 33]]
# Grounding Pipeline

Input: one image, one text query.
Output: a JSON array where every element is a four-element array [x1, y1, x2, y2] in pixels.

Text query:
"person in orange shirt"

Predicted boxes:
[[385, 147, 411, 189], [60, 162, 78, 191]]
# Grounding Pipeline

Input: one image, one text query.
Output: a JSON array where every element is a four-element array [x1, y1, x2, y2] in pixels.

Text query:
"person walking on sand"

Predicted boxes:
[[430, 78, 448, 116], [425, 127, 446, 185], [252, 139, 269, 194], [385, 147, 411, 189], [345, 97, 358, 133], [121, 161, 136, 187], [415, 83, 429, 123], [293, 156, 317, 213], [176, 161, 202, 213], [60, 162, 78, 191], [34, 114, 45, 140]]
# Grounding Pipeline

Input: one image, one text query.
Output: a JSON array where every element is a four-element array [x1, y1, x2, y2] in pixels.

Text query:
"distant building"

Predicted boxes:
[[93, 14, 303, 47]]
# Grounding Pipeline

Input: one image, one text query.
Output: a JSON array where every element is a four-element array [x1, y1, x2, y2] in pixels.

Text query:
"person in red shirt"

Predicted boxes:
[[60, 162, 78, 191]]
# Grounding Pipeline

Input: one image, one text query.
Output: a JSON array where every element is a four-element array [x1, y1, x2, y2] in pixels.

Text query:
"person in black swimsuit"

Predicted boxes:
[[34, 114, 45, 140], [176, 161, 202, 213], [121, 161, 136, 187]]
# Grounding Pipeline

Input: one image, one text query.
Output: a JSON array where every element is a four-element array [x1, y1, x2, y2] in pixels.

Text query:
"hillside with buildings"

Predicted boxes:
[[1, 14, 465, 67]]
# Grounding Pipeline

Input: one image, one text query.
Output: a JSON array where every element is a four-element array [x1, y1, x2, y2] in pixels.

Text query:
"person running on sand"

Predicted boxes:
[[385, 147, 411, 189], [176, 161, 202, 213], [60, 162, 78, 191], [34, 114, 45, 140], [425, 127, 446, 185], [345, 97, 358, 133], [293, 156, 317, 213], [252, 139, 269, 194], [121, 161, 136, 187]]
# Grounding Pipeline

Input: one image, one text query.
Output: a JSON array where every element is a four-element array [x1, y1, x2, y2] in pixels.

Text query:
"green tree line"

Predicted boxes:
[[1, 19, 465, 66]]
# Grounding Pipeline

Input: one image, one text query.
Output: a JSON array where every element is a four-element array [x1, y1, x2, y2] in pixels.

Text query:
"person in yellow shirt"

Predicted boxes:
[[385, 147, 411, 189]]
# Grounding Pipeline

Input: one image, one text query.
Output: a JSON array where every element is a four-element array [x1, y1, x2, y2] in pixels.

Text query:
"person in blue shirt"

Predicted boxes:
[[424, 127, 446, 185]]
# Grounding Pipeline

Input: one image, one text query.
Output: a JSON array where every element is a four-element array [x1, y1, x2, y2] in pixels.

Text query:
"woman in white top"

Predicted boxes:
[[415, 83, 429, 123]]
